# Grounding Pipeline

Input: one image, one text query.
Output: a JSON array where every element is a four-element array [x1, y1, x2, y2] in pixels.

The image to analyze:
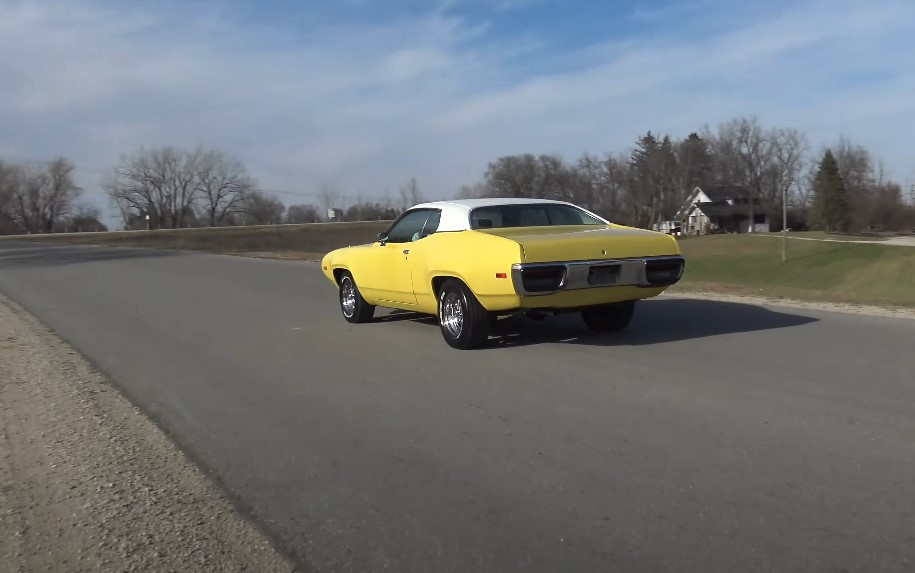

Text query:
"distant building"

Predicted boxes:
[[675, 185, 770, 234]]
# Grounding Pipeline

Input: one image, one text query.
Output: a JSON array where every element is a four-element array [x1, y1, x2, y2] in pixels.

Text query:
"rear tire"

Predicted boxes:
[[581, 300, 636, 332], [338, 271, 374, 323], [438, 279, 491, 349]]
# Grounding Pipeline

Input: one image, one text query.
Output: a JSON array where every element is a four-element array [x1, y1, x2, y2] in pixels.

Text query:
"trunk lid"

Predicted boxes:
[[478, 224, 680, 263]]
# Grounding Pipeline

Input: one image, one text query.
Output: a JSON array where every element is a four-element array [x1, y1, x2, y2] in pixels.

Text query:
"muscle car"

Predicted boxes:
[[321, 198, 685, 349]]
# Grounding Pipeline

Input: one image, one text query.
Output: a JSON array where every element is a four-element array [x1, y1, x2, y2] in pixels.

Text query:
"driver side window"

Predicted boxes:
[[384, 210, 432, 243]]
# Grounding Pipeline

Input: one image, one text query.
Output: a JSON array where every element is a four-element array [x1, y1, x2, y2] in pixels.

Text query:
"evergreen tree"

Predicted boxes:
[[812, 149, 851, 232], [677, 132, 713, 191], [628, 131, 660, 227]]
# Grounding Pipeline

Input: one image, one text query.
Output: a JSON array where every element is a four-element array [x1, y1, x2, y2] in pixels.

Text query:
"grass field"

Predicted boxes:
[[5, 224, 915, 308], [674, 234, 915, 308]]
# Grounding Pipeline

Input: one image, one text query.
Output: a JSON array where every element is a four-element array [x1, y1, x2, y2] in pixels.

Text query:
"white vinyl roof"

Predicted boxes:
[[408, 197, 608, 232]]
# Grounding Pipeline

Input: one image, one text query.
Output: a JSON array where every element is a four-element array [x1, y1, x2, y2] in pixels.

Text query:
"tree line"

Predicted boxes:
[[1, 115, 912, 235], [459, 116, 914, 233], [0, 147, 424, 233], [0, 157, 109, 234]]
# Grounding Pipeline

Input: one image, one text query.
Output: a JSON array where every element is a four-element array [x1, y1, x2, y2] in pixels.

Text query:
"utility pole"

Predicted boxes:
[[781, 186, 788, 262]]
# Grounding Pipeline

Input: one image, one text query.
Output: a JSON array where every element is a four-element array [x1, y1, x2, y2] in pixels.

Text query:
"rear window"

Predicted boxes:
[[469, 204, 605, 229]]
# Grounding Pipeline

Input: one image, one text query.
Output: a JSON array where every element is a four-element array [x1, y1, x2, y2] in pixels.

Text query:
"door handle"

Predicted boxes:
[[402, 249, 410, 254]]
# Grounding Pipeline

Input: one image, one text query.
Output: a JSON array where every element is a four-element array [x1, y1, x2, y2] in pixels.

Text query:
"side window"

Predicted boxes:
[[418, 210, 441, 239], [385, 210, 431, 243], [545, 206, 582, 225]]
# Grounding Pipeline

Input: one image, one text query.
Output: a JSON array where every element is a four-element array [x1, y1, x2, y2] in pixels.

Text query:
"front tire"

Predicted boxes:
[[581, 300, 636, 332], [338, 271, 374, 323], [438, 279, 491, 349]]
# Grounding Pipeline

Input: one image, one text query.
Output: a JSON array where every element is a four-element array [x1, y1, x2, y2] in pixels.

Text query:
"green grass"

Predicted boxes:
[[673, 234, 915, 307], [6, 224, 915, 308]]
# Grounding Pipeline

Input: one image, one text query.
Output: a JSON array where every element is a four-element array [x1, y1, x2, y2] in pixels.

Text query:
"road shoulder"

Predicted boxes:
[[661, 288, 915, 320], [0, 293, 297, 572]]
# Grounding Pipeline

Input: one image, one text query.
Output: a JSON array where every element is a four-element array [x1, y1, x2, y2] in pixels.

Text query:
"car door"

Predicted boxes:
[[363, 209, 434, 306], [401, 209, 441, 300]]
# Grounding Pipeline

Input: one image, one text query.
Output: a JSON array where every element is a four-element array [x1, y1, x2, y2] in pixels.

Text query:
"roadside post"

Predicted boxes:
[[782, 187, 788, 262]]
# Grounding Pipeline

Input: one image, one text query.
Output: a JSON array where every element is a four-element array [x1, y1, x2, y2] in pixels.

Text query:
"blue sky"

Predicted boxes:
[[1, 0, 914, 224]]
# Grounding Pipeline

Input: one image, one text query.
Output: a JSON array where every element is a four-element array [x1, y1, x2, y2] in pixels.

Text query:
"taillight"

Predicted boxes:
[[645, 258, 684, 285], [520, 266, 565, 292]]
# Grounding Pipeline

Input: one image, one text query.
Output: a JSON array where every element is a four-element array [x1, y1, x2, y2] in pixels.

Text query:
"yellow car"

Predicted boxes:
[[321, 198, 685, 349]]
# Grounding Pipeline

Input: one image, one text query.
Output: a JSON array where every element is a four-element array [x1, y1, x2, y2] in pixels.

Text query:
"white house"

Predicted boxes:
[[675, 185, 770, 234]]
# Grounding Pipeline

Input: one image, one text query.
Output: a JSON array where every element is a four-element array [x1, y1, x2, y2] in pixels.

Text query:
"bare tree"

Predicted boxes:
[[316, 183, 340, 219], [344, 201, 397, 221], [59, 203, 108, 233], [197, 150, 256, 226], [105, 146, 190, 229], [398, 177, 424, 210], [0, 161, 22, 233], [105, 145, 255, 229], [703, 117, 775, 230], [601, 153, 630, 223], [867, 182, 909, 231], [286, 204, 319, 224], [769, 128, 809, 230], [455, 181, 490, 199], [239, 190, 285, 225], [483, 154, 540, 198], [7, 157, 82, 233], [732, 118, 771, 229]]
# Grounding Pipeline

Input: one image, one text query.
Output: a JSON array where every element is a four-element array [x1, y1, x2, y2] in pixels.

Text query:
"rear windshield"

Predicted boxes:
[[469, 204, 605, 229]]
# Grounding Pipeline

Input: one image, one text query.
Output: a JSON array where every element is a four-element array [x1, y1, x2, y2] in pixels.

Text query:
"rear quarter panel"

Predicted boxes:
[[412, 231, 524, 313]]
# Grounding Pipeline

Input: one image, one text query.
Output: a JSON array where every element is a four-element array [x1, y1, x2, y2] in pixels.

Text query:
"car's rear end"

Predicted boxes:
[[475, 222, 685, 311]]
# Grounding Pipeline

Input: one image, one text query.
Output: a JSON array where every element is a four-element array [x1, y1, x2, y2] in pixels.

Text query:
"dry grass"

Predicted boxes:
[[1, 222, 392, 259]]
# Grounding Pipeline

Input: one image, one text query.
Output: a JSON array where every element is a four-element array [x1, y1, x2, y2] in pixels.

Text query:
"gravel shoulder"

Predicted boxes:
[[0, 293, 297, 573]]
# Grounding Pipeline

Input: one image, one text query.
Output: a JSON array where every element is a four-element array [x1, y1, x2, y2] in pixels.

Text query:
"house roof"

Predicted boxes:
[[676, 184, 756, 219], [700, 185, 752, 202]]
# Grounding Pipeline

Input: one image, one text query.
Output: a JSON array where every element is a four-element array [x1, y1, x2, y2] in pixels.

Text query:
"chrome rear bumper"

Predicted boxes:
[[510, 255, 685, 296]]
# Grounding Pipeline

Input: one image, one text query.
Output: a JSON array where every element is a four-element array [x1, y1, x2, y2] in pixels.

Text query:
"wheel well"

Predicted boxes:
[[332, 268, 348, 284], [431, 275, 457, 295]]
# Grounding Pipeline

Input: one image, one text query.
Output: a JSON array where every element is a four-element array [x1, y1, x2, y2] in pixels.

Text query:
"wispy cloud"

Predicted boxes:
[[0, 0, 913, 221]]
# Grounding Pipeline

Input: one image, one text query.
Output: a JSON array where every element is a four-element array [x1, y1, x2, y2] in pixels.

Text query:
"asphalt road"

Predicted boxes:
[[1, 241, 914, 573]]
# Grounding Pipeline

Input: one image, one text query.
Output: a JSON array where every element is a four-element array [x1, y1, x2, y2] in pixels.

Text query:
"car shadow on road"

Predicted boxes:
[[0, 242, 180, 269], [376, 298, 819, 348]]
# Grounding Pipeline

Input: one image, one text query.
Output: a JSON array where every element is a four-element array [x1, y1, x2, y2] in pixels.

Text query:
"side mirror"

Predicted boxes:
[[378, 232, 388, 245]]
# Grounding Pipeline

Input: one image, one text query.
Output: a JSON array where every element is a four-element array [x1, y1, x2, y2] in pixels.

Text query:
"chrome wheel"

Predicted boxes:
[[338, 271, 375, 323], [340, 276, 357, 318], [437, 278, 490, 349], [440, 291, 464, 338]]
